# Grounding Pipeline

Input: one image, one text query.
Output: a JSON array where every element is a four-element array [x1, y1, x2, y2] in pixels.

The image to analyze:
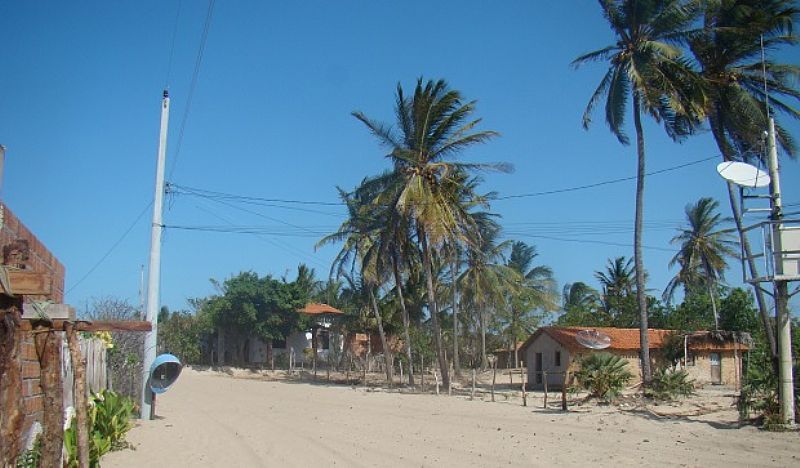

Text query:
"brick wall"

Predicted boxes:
[[0, 203, 65, 302], [1, 202, 65, 449]]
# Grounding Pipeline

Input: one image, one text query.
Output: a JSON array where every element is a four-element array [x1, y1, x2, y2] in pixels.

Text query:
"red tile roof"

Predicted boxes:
[[296, 303, 344, 315], [522, 327, 749, 353]]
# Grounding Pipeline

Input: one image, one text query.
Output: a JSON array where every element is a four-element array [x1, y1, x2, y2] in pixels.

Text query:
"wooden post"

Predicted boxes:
[[0, 301, 24, 467], [420, 355, 425, 392], [520, 361, 527, 407], [399, 361, 403, 386], [543, 370, 548, 409], [346, 355, 351, 383], [561, 364, 570, 412], [491, 360, 497, 402], [433, 368, 440, 396], [65, 324, 89, 468], [471, 369, 476, 401], [34, 329, 64, 467]]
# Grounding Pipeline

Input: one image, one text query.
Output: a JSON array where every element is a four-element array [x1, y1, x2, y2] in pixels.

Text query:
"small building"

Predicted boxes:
[[246, 303, 345, 366], [520, 327, 749, 390]]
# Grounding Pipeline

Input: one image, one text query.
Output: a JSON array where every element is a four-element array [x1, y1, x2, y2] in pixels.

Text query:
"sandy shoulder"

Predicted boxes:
[[102, 368, 798, 468]]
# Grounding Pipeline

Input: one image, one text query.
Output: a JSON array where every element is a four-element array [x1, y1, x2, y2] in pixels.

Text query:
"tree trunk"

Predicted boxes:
[[0, 303, 24, 466], [452, 251, 462, 378], [708, 282, 719, 330], [419, 226, 450, 389], [480, 309, 488, 370], [34, 329, 64, 467], [708, 111, 778, 359], [66, 324, 90, 468], [369, 287, 393, 385], [217, 328, 225, 366], [392, 250, 414, 386], [512, 306, 519, 368], [632, 92, 652, 386]]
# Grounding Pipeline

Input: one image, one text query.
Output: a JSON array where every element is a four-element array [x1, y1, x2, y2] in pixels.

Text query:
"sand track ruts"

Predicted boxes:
[[103, 368, 798, 467]]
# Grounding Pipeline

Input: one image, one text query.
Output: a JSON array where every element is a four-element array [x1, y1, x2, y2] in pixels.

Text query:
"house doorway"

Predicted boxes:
[[710, 352, 721, 384], [535, 352, 543, 384]]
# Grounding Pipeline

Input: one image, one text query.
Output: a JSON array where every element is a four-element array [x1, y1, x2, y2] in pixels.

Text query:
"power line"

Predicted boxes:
[[496, 155, 718, 200], [168, 154, 719, 207], [510, 233, 676, 253], [186, 201, 330, 269], [66, 202, 153, 295], [167, 0, 216, 181], [164, 0, 183, 89]]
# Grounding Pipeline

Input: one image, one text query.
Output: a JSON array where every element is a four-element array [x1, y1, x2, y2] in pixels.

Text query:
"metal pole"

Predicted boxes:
[[766, 117, 795, 425], [0, 145, 6, 193], [141, 90, 170, 420]]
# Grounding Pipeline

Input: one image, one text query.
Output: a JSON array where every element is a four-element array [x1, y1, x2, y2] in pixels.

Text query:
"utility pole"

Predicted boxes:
[[766, 117, 795, 425], [141, 90, 170, 420]]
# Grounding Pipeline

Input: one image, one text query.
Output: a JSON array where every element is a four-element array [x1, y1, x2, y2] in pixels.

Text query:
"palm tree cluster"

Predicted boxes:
[[574, 0, 798, 383], [319, 78, 558, 387]]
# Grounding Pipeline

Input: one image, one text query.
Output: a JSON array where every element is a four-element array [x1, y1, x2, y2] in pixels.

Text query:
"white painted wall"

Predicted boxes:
[[524, 333, 571, 389]]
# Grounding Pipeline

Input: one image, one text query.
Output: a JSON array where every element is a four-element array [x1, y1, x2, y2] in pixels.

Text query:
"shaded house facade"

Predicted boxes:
[[521, 327, 749, 390], [246, 303, 345, 366]]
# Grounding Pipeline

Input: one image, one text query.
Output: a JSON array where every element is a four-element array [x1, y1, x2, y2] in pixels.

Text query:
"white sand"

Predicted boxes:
[[103, 368, 798, 467]]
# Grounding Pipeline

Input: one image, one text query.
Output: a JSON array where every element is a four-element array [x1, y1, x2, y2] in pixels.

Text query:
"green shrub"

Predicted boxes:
[[15, 435, 40, 468], [64, 390, 136, 467], [649, 368, 695, 400], [573, 352, 633, 401]]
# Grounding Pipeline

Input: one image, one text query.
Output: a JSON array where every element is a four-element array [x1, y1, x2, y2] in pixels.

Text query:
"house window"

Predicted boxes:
[[272, 338, 286, 349], [319, 331, 330, 350], [555, 351, 561, 367]]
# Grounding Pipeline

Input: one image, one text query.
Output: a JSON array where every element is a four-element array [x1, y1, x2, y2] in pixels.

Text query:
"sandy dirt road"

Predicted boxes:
[[103, 368, 798, 467]]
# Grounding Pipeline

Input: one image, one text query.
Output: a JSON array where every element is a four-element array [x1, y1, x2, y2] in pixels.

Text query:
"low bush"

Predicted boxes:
[[573, 352, 633, 402], [649, 368, 695, 400], [64, 390, 136, 467]]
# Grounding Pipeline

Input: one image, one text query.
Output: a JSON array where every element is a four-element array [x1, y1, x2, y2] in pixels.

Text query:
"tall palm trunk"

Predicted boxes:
[[391, 250, 414, 385], [480, 309, 488, 370], [512, 306, 519, 368], [632, 93, 652, 386], [419, 226, 450, 388], [709, 111, 778, 359], [451, 251, 462, 378], [369, 287, 393, 385], [708, 282, 719, 330]]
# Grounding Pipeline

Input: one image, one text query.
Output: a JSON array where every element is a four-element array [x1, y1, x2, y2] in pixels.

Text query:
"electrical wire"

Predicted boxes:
[[167, 0, 216, 181], [66, 201, 153, 294], [164, 0, 183, 89], [168, 154, 719, 207]]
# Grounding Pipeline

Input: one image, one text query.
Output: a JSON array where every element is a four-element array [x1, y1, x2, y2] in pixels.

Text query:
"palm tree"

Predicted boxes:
[[562, 282, 602, 312], [689, 0, 799, 356], [458, 221, 518, 369], [573, 0, 704, 384], [504, 241, 558, 367], [665, 197, 738, 329], [352, 78, 509, 388], [317, 187, 395, 384], [595, 256, 636, 298]]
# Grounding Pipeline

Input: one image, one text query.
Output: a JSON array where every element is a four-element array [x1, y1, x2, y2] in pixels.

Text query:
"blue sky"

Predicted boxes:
[[1, 1, 798, 315]]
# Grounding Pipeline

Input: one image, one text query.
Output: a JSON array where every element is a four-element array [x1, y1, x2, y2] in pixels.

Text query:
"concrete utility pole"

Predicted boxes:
[[141, 90, 170, 420], [766, 117, 795, 425]]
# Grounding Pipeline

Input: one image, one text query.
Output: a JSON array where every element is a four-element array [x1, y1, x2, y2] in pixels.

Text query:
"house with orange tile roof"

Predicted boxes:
[[520, 327, 750, 390], [245, 303, 345, 366]]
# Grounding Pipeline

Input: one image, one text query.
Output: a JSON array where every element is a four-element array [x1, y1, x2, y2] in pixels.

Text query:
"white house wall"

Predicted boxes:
[[525, 333, 570, 389], [247, 331, 346, 365]]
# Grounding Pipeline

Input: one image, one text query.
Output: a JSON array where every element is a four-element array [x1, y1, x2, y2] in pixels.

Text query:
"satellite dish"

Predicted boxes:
[[149, 353, 182, 394], [575, 330, 611, 349], [717, 161, 770, 188]]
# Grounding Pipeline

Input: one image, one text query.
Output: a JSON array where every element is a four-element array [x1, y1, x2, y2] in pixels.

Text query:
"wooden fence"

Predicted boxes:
[[61, 336, 108, 412]]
